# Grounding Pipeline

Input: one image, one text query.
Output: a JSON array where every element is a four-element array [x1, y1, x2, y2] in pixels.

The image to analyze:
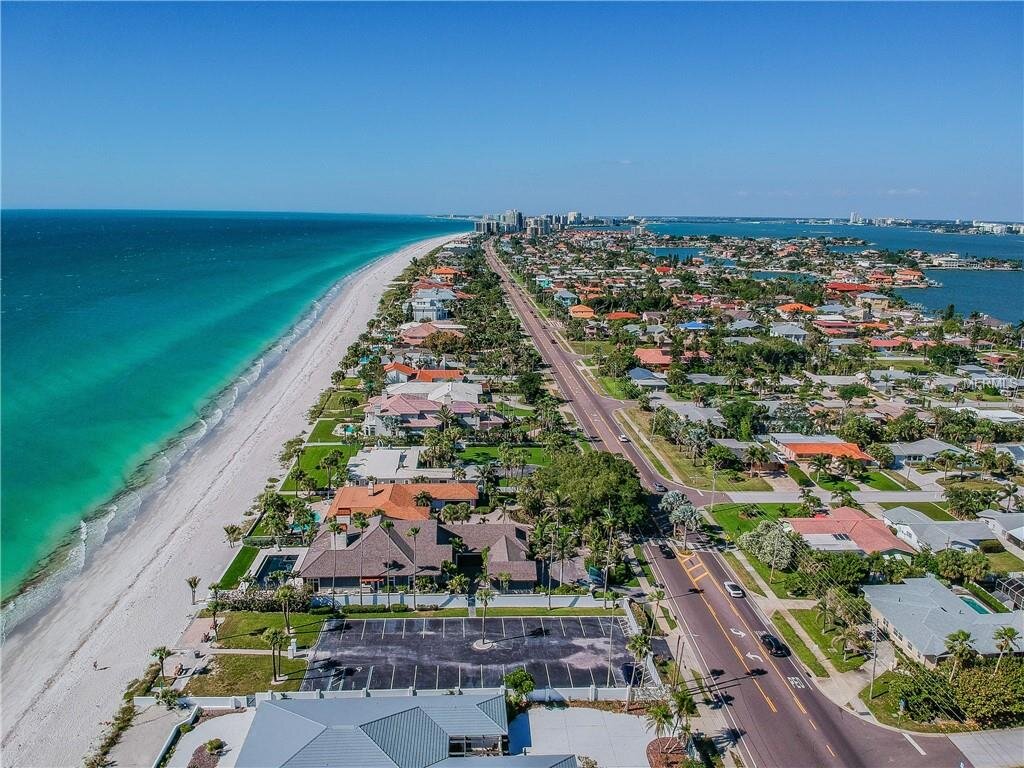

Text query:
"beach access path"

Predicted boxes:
[[0, 233, 459, 768]]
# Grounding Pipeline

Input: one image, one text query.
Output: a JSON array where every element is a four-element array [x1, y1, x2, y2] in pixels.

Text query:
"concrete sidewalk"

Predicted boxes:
[[949, 727, 1024, 768]]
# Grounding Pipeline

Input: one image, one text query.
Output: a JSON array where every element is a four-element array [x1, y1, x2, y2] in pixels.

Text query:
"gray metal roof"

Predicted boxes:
[[236, 694, 528, 768], [863, 575, 1024, 658]]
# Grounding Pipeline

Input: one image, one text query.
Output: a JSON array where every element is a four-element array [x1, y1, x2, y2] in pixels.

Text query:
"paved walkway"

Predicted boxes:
[[728, 490, 945, 504], [168, 710, 255, 768], [106, 705, 188, 768]]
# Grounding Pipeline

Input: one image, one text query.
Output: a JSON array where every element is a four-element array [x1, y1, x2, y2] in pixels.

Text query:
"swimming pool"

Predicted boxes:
[[254, 554, 298, 587], [959, 595, 990, 614]]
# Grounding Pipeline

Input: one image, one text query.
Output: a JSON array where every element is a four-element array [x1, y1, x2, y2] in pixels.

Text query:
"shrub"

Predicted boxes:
[[390, 603, 412, 613], [980, 540, 1005, 554], [179, 723, 194, 735], [309, 605, 339, 616], [205, 738, 225, 754], [417, 604, 441, 611]]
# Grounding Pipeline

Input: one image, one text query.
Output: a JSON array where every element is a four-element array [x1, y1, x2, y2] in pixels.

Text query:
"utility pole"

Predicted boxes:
[[868, 620, 879, 700]]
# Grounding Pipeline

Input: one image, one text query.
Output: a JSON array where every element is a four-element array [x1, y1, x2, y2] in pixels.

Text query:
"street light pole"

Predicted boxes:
[[868, 620, 879, 700]]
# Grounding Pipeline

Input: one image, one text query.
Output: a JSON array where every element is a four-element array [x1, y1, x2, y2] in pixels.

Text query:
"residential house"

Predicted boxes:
[[633, 347, 673, 370], [881, 506, 994, 552], [863, 575, 1024, 667], [347, 446, 472, 485], [628, 367, 668, 390], [326, 483, 479, 522], [782, 507, 914, 558], [977, 510, 1024, 552], [769, 433, 874, 464], [770, 323, 810, 345], [887, 438, 966, 467]]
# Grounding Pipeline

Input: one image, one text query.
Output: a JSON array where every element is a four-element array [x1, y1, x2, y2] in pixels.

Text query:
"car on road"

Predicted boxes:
[[659, 544, 675, 558], [759, 633, 790, 657], [617, 434, 630, 443], [723, 581, 745, 598], [653, 483, 667, 493]]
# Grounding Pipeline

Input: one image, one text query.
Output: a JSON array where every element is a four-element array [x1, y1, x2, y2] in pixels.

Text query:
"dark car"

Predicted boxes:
[[660, 544, 675, 559], [760, 633, 789, 657]]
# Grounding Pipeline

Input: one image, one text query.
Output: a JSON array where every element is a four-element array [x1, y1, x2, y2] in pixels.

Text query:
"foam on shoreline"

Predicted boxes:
[[0, 232, 461, 767]]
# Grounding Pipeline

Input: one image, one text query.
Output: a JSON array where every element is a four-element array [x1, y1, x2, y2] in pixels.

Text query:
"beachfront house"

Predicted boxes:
[[233, 694, 577, 768]]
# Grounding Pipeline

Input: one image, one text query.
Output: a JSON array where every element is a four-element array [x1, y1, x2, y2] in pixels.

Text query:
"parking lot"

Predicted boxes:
[[301, 615, 636, 692]]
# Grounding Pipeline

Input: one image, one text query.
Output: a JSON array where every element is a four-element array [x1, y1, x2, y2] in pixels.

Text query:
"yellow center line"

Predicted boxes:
[[680, 564, 777, 715]]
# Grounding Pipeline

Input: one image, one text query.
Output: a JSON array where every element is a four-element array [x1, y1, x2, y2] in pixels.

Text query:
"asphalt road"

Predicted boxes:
[[485, 241, 974, 768]]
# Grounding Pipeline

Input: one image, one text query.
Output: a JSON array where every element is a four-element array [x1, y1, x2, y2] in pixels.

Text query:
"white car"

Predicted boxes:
[[618, 434, 630, 443], [723, 581, 745, 598]]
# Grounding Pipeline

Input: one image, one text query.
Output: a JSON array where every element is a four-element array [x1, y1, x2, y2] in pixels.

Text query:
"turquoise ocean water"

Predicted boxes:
[[649, 220, 1024, 321], [0, 211, 470, 601]]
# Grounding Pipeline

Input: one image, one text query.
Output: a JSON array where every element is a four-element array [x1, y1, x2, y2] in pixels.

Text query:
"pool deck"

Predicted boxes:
[[247, 548, 304, 585]]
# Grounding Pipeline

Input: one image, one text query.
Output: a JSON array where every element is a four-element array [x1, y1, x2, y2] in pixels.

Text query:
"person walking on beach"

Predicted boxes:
[[92, 661, 97, 670]]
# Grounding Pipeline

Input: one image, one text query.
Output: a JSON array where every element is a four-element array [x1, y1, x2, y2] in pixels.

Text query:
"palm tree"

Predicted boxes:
[[151, 646, 172, 684], [810, 454, 832, 481], [413, 490, 434, 508], [648, 589, 665, 641], [327, 518, 344, 596], [380, 518, 396, 607], [292, 468, 310, 497], [476, 586, 495, 644], [407, 526, 421, 609], [831, 626, 864, 662], [994, 626, 1021, 672], [262, 628, 287, 683], [207, 598, 223, 640], [353, 512, 369, 604], [223, 524, 243, 548], [626, 633, 652, 709], [497, 571, 512, 593], [645, 701, 674, 752], [944, 629, 976, 682], [185, 575, 201, 605], [448, 573, 470, 594], [745, 443, 772, 477], [275, 584, 296, 634]]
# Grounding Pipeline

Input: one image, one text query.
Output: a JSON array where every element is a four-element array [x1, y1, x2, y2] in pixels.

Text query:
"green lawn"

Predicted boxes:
[[308, 418, 348, 443], [861, 471, 903, 492], [742, 551, 793, 599], [709, 503, 796, 538], [598, 376, 631, 400], [880, 501, 954, 521], [324, 388, 366, 412], [483, 607, 625, 617], [281, 444, 358, 491], [881, 469, 921, 491], [493, 402, 535, 419], [722, 552, 765, 597], [627, 409, 771, 491], [457, 445, 550, 466], [985, 550, 1024, 573], [812, 472, 858, 493], [938, 478, 1003, 492], [220, 546, 259, 589], [216, 611, 328, 650], [342, 608, 469, 619], [633, 544, 654, 580], [771, 612, 828, 677], [184, 654, 306, 696], [790, 609, 866, 672], [859, 672, 971, 733]]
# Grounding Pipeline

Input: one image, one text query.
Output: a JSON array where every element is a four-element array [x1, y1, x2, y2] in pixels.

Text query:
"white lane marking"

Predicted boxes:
[[787, 676, 806, 690], [903, 734, 926, 756], [745, 652, 763, 662], [729, 627, 746, 638]]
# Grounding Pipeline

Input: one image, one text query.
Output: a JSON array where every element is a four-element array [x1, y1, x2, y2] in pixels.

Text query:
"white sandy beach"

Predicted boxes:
[[0, 233, 458, 768]]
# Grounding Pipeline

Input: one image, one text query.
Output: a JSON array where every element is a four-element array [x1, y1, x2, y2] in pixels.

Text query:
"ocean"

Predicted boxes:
[[0, 211, 470, 599], [649, 220, 1024, 321]]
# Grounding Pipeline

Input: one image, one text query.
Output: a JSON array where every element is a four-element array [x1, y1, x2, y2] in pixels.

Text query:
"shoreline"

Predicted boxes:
[[0, 231, 448, 623], [0, 232, 459, 767]]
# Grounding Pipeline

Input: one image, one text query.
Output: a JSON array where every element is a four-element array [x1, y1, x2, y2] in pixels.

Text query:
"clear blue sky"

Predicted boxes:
[[2, 2, 1022, 219]]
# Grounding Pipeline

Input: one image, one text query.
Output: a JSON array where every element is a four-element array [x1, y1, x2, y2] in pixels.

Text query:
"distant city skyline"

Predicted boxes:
[[2, 2, 1022, 220]]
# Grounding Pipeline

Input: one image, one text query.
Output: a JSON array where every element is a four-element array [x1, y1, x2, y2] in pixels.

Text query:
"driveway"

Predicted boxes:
[[509, 706, 653, 767]]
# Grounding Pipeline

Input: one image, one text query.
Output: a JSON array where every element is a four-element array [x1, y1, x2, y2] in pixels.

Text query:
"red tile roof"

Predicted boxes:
[[328, 483, 479, 521], [784, 507, 914, 555]]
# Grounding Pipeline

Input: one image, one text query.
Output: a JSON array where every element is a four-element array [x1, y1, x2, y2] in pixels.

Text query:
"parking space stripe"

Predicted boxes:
[[390, 665, 396, 689], [402, 619, 407, 638], [565, 663, 573, 686], [480, 665, 484, 687], [462, 618, 466, 638], [559, 617, 567, 637], [435, 666, 440, 689], [367, 666, 375, 689], [589, 666, 597, 687], [381, 622, 386, 639], [545, 663, 552, 688], [521, 617, 527, 639], [360, 621, 367, 640], [440, 618, 445, 637], [579, 617, 587, 636]]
